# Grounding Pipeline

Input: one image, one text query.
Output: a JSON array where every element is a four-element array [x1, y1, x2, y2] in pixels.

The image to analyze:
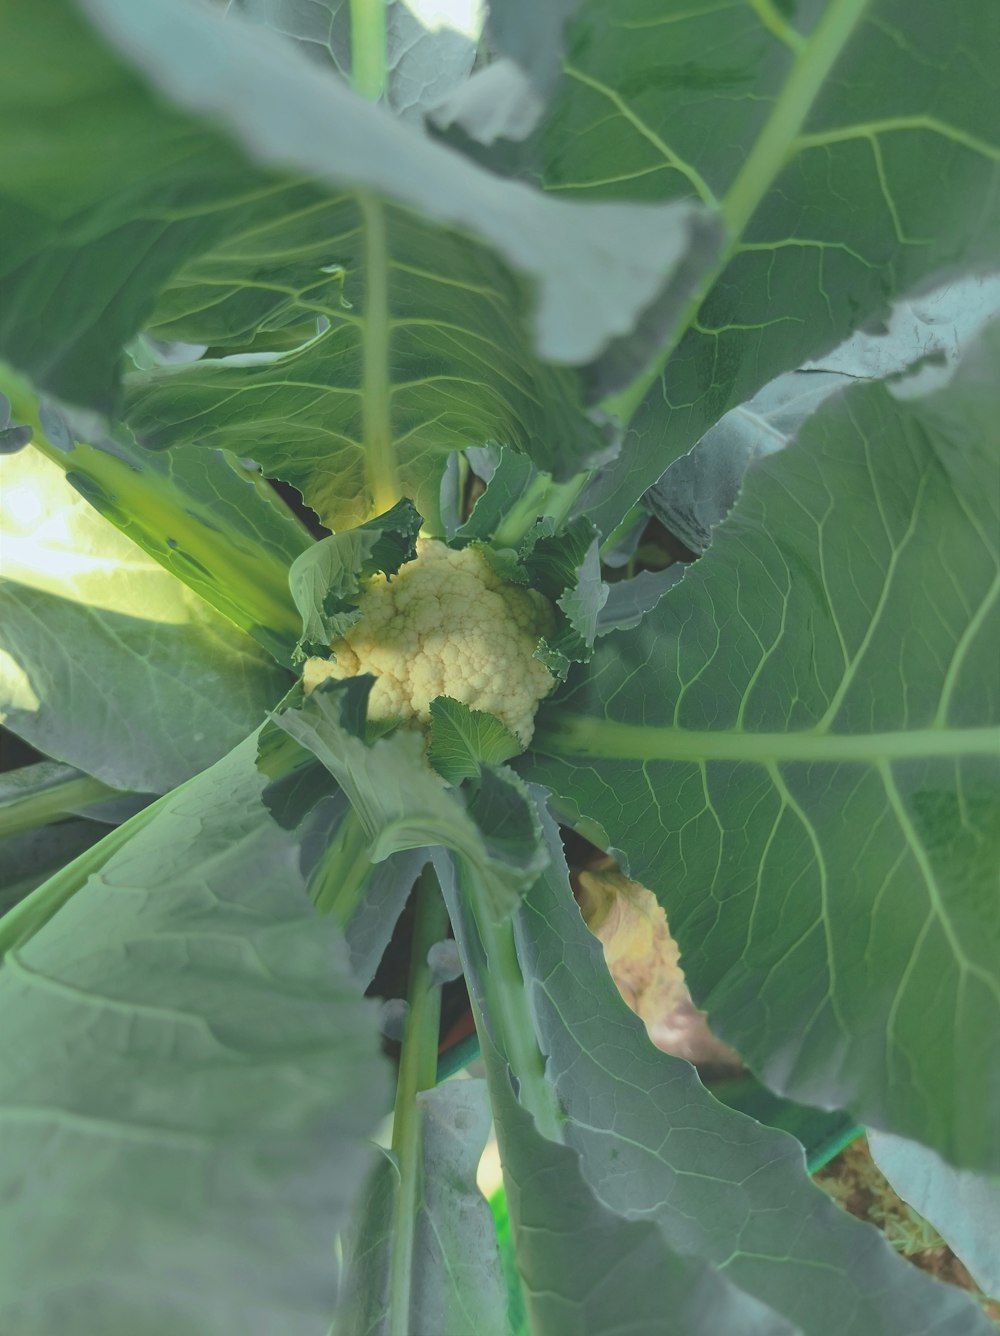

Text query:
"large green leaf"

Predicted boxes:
[[0, 732, 389, 1335], [435, 851, 796, 1336], [0, 0, 720, 528], [491, 0, 1000, 531], [525, 324, 1000, 1170], [512, 797, 992, 1334], [0, 445, 289, 792]]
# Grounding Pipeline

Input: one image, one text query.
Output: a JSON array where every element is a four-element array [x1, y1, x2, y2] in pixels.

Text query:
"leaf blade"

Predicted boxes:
[[0, 732, 389, 1335], [526, 323, 1000, 1170]]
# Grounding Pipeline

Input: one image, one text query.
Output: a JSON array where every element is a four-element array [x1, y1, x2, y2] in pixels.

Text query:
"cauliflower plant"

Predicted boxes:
[[303, 538, 556, 744]]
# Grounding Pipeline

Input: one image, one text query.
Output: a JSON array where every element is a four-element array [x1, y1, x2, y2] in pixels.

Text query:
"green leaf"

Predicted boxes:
[[0, 0, 720, 527], [289, 498, 420, 654], [868, 1131, 1000, 1300], [435, 851, 797, 1336], [339, 1081, 508, 1336], [426, 696, 522, 785], [0, 445, 290, 792], [507, 0, 1000, 531], [647, 275, 1000, 556], [0, 732, 389, 1334], [454, 447, 540, 545], [233, 0, 481, 122], [255, 717, 427, 985], [526, 323, 1000, 1170], [512, 796, 994, 1335], [596, 565, 684, 634], [273, 684, 547, 917], [2, 364, 312, 662]]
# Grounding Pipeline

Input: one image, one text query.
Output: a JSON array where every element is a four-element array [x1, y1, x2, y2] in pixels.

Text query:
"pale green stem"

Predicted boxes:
[[308, 806, 374, 924], [387, 865, 450, 1336], [350, 0, 387, 102], [349, 0, 399, 519], [357, 192, 399, 516], [602, 0, 871, 430], [0, 774, 118, 839], [469, 900, 564, 1145], [491, 471, 592, 551], [543, 472, 592, 533]]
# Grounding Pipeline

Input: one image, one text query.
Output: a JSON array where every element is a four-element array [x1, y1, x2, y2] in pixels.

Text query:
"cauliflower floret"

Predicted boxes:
[[302, 538, 556, 744]]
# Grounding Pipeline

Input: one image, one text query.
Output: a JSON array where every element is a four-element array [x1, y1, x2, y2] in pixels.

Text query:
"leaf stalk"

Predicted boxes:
[[0, 773, 118, 840], [467, 899, 564, 1145], [386, 864, 450, 1336]]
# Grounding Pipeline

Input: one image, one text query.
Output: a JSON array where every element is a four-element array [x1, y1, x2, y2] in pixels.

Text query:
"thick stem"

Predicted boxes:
[[349, 0, 387, 103], [491, 471, 592, 552], [0, 773, 117, 839], [358, 193, 398, 517], [349, 2, 398, 518], [386, 865, 449, 1336], [469, 900, 564, 1145]]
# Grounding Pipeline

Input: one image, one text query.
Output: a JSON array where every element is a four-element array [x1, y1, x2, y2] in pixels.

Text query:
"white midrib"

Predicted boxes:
[[535, 717, 1000, 765]]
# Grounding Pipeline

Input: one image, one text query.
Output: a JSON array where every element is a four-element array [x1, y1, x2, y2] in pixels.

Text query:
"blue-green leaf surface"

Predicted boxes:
[[510, 797, 992, 1335], [0, 733, 389, 1335], [502, 0, 1000, 531], [435, 850, 797, 1336], [525, 324, 1000, 1170], [0, 445, 289, 792], [647, 274, 1000, 555]]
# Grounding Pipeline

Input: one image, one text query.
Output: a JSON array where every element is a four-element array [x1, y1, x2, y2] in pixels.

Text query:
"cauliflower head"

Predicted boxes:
[[303, 538, 556, 744]]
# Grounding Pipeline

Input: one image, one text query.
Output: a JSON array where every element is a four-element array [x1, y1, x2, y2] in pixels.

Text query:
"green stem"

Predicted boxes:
[[308, 806, 373, 924], [544, 473, 591, 532], [358, 190, 399, 518], [350, 0, 387, 102], [350, 3, 398, 519], [469, 900, 564, 1145], [0, 773, 118, 839], [387, 865, 450, 1336], [491, 471, 592, 551], [601, 0, 871, 430]]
